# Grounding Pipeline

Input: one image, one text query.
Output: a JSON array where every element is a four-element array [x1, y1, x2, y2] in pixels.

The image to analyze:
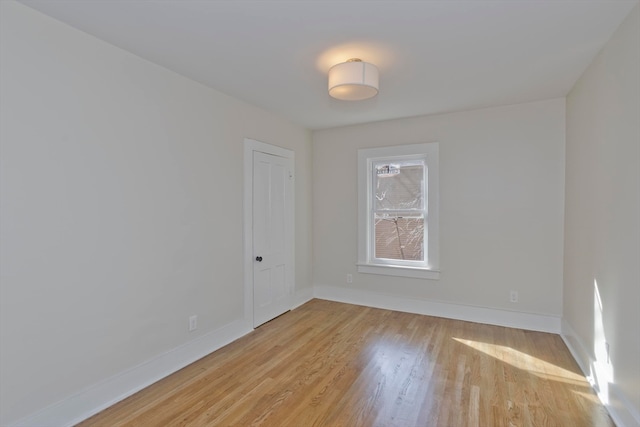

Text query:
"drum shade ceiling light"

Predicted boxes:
[[328, 58, 379, 101]]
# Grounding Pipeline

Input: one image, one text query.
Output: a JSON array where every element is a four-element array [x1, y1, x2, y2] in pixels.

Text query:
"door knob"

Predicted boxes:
[[255, 256, 263, 262]]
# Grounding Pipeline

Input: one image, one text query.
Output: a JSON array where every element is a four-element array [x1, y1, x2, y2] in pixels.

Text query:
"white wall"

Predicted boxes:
[[312, 99, 566, 321], [563, 4, 640, 426], [0, 1, 312, 425]]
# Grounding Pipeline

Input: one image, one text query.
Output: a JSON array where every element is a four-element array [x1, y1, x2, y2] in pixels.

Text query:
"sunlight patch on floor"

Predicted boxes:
[[572, 389, 603, 404], [452, 337, 587, 386]]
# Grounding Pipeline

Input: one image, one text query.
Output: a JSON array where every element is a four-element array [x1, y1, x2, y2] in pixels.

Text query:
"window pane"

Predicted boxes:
[[374, 161, 424, 211], [374, 214, 424, 261]]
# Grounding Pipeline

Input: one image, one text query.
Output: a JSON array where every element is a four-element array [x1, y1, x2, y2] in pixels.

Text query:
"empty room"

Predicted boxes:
[[0, 1, 638, 426]]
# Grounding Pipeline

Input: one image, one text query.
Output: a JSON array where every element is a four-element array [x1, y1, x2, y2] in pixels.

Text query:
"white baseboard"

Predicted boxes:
[[313, 285, 640, 425], [19, 292, 636, 427], [561, 319, 640, 427], [313, 284, 561, 333], [12, 289, 313, 427], [560, 319, 593, 380], [292, 286, 314, 309], [10, 319, 252, 427]]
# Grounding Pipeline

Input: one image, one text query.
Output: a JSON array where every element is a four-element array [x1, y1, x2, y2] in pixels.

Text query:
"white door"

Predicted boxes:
[[252, 150, 293, 327]]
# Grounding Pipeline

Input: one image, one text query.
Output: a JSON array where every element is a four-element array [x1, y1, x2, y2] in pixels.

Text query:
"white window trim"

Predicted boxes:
[[357, 143, 440, 280]]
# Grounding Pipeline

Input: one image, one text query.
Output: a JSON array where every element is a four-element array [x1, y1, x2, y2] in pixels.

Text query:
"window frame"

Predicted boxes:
[[357, 143, 440, 280]]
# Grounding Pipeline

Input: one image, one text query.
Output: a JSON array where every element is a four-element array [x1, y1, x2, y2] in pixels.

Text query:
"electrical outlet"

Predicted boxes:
[[189, 315, 197, 332], [346, 274, 353, 284], [510, 291, 518, 303]]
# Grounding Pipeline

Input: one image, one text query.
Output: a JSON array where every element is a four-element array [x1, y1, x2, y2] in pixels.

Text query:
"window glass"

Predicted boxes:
[[374, 214, 424, 261], [373, 161, 424, 211]]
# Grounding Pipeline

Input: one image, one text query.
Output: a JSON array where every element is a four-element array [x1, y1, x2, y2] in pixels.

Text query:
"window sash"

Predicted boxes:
[[371, 212, 427, 266], [368, 154, 429, 268], [372, 159, 425, 212]]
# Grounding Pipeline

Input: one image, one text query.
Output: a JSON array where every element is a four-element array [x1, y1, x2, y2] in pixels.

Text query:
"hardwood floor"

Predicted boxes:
[[78, 299, 613, 426]]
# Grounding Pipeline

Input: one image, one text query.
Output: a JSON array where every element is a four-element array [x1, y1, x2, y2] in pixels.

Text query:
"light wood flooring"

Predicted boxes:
[[78, 299, 613, 426]]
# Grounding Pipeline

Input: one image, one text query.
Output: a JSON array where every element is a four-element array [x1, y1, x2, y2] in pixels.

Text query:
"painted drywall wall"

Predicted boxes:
[[0, 1, 312, 425], [564, 4, 640, 425], [312, 99, 565, 317]]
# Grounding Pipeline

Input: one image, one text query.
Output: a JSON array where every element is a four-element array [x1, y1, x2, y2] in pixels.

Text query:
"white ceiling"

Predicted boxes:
[[20, 0, 638, 130]]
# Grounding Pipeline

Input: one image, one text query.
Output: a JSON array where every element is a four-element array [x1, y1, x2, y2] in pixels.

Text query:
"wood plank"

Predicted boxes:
[[78, 299, 613, 427]]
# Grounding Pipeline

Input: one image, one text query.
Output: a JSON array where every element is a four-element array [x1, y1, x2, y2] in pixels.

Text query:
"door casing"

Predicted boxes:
[[243, 138, 295, 329]]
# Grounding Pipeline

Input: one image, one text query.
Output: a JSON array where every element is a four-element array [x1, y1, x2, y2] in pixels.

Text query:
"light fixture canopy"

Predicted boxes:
[[328, 58, 379, 101]]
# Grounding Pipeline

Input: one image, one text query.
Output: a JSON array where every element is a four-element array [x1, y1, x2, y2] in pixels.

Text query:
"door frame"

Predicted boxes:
[[243, 138, 295, 329]]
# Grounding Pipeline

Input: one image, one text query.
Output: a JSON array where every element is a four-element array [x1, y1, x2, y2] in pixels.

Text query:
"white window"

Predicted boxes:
[[357, 143, 440, 279]]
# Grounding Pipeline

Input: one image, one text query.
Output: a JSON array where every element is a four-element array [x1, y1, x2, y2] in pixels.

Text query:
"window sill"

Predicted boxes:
[[356, 263, 440, 280]]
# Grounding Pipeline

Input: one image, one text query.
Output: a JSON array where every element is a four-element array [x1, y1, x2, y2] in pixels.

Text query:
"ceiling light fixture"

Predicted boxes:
[[328, 58, 379, 101]]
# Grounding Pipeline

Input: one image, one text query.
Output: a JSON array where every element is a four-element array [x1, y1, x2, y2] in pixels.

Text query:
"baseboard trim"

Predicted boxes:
[[19, 292, 637, 427], [10, 319, 252, 427], [561, 319, 640, 427], [292, 287, 314, 309], [313, 284, 561, 333]]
